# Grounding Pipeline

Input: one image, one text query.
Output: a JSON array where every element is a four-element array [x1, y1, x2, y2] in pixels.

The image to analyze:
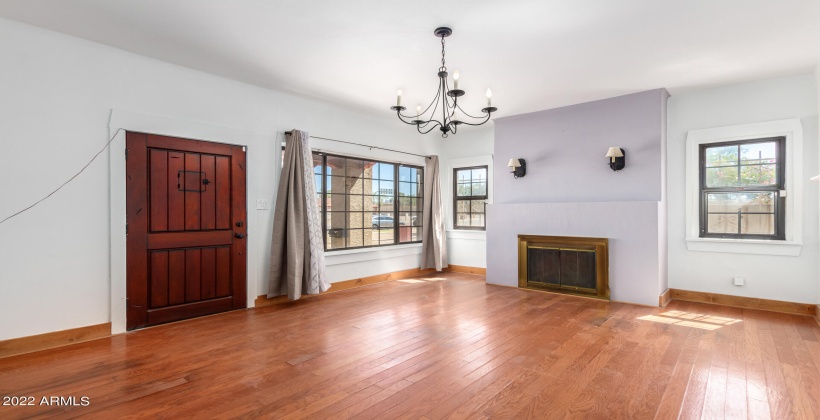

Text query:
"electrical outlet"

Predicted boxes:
[[733, 277, 745, 286], [257, 199, 270, 210]]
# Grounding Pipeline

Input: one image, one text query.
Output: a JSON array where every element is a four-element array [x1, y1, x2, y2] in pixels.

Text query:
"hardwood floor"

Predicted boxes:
[[1, 272, 819, 419]]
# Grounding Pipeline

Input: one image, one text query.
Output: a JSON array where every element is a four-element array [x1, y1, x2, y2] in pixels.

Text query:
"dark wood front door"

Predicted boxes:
[[126, 132, 247, 330]]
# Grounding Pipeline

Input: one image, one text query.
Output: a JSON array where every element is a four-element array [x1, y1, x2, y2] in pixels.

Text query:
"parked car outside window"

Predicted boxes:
[[372, 215, 394, 229]]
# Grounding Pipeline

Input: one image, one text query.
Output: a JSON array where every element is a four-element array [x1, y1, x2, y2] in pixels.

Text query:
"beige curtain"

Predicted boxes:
[[420, 155, 447, 270], [268, 130, 329, 300]]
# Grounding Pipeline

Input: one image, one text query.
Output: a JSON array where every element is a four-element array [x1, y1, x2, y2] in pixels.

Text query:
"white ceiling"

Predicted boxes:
[[2, 0, 819, 119]]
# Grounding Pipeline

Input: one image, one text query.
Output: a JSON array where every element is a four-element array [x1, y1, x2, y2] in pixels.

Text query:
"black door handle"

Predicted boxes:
[[235, 233, 246, 239]]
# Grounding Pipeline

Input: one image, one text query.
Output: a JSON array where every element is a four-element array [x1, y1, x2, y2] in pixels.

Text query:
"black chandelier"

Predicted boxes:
[[391, 27, 497, 138]]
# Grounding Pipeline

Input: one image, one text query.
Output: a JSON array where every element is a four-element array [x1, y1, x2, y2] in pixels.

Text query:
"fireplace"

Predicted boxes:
[[518, 235, 609, 300]]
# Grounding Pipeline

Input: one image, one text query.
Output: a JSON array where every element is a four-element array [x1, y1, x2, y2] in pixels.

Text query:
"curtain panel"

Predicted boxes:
[[268, 130, 329, 300], [420, 155, 448, 270]]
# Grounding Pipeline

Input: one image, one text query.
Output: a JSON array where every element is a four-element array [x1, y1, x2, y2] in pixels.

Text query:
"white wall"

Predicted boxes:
[[667, 74, 819, 304], [816, 64, 820, 306], [439, 126, 494, 268], [0, 18, 441, 340]]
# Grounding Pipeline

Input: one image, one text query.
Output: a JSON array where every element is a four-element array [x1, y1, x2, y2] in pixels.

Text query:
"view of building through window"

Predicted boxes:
[[700, 137, 784, 239], [454, 166, 487, 230], [313, 153, 423, 250]]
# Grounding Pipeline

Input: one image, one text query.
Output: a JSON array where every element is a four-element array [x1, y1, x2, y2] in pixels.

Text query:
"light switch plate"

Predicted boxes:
[[733, 277, 744, 286], [257, 199, 270, 210]]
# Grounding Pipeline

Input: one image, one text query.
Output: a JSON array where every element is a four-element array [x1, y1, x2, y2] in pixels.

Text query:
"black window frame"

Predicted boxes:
[[453, 165, 488, 231], [699, 136, 785, 240], [313, 151, 424, 252]]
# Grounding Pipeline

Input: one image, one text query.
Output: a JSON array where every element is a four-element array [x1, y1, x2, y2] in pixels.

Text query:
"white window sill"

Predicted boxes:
[[324, 243, 422, 265], [685, 238, 802, 256]]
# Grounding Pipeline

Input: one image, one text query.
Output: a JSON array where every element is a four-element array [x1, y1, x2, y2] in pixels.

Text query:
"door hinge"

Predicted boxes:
[[126, 223, 128, 235], [125, 149, 129, 160]]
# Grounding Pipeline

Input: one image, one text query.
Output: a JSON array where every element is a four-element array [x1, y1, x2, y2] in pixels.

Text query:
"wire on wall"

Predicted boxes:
[[0, 128, 124, 226]]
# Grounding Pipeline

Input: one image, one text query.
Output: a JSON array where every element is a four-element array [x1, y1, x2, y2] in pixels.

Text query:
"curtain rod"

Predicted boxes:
[[284, 131, 431, 160]]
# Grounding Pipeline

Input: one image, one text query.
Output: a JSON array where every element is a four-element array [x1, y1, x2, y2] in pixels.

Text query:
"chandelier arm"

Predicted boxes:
[[426, 85, 442, 124], [417, 120, 442, 134], [395, 110, 421, 125], [443, 78, 456, 109], [412, 80, 445, 120], [453, 103, 487, 120], [452, 112, 492, 126], [411, 85, 443, 129]]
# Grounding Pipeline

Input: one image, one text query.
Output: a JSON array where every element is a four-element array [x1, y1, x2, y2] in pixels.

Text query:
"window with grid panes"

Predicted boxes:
[[699, 137, 785, 239], [453, 166, 487, 230], [313, 153, 423, 251]]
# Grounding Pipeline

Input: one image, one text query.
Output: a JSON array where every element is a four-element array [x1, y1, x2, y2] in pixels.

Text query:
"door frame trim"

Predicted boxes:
[[109, 109, 268, 335]]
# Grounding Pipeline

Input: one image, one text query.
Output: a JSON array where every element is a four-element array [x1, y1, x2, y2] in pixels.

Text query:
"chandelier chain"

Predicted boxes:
[[440, 36, 446, 71]]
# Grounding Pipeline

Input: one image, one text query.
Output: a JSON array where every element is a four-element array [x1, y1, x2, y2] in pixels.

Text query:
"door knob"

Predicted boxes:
[[235, 233, 246, 239]]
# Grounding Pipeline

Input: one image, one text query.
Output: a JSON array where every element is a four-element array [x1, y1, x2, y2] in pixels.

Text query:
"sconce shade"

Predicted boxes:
[[508, 158, 526, 178], [605, 147, 626, 171], [605, 147, 624, 158]]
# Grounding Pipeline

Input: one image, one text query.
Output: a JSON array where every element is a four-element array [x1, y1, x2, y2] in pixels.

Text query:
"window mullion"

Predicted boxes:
[[321, 154, 328, 250], [394, 164, 399, 244]]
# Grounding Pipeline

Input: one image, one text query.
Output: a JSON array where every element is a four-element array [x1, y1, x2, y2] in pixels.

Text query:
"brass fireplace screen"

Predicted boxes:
[[518, 235, 609, 300]]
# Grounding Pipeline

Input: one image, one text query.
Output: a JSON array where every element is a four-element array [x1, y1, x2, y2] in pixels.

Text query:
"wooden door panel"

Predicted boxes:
[[215, 156, 231, 229], [201, 247, 216, 300], [147, 246, 231, 309], [146, 134, 233, 155], [185, 248, 201, 303], [184, 153, 201, 231], [168, 152, 186, 231], [215, 247, 231, 298], [200, 155, 216, 230], [168, 250, 186, 305], [127, 131, 246, 330], [150, 149, 169, 232], [150, 251, 169, 308], [147, 230, 232, 249], [230, 146, 248, 308], [146, 297, 234, 326]]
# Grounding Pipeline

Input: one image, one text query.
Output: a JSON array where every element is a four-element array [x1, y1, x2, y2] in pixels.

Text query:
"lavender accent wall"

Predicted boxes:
[[493, 89, 668, 204], [488, 89, 669, 306], [486, 202, 663, 306]]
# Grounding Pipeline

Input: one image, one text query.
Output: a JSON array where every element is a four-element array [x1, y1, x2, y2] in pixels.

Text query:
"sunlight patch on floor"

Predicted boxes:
[[398, 277, 447, 283], [638, 310, 742, 330]]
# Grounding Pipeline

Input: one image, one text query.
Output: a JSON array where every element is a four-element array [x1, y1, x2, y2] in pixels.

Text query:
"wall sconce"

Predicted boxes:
[[507, 158, 526, 178], [605, 147, 625, 171]]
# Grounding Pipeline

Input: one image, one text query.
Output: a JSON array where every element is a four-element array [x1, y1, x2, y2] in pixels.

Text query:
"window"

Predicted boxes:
[[699, 137, 785, 240], [453, 166, 487, 230], [313, 153, 423, 251]]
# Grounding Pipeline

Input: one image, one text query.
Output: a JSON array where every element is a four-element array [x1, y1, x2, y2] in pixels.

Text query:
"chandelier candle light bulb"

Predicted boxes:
[[486, 88, 493, 107], [453, 71, 460, 89], [396, 89, 402, 107]]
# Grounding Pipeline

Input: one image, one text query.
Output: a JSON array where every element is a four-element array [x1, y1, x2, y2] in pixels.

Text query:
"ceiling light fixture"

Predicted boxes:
[[391, 27, 497, 138]]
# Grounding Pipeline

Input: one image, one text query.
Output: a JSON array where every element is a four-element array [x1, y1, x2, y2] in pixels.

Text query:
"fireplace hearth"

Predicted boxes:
[[518, 235, 609, 299]]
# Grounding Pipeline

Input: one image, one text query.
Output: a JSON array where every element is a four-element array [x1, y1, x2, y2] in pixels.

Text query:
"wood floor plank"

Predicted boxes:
[[0, 273, 818, 419]]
